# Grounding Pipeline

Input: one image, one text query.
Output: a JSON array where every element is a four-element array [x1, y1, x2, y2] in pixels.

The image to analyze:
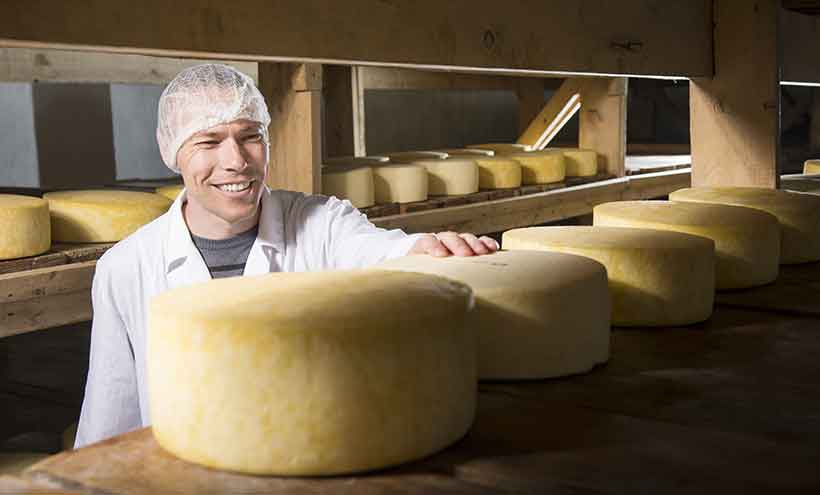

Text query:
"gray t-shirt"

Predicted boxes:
[[190, 225, 258, 279]]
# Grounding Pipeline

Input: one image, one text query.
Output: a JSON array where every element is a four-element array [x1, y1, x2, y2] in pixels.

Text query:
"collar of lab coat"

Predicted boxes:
[[163, 186, 285, 289]]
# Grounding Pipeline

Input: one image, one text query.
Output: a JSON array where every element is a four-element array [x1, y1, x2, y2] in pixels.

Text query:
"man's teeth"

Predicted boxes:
[[217, 181, 251, 192]]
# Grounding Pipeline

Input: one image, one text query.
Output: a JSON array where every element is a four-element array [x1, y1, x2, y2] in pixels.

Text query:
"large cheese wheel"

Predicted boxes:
[[387, 151, 448, 163], [468, 143, 532, 154], [438, 148, 495, 157], [0, 194, 50, 260], [507, 150, 566, 184], [548, 148, 598, 177], [472, 156, 522, 189], [321, 165, 375, 208], [373, 251, 610, 380], [148, 270, 476, 476], [416, 158, 479, 195], [781, 176, 820, 194], [155, 184, 184, 201], [372, 164, 429, 203], [324, 155, 389, 166], [803, 159, 820, 175], [594, 201, 780, 289], [503, 226, 715, 327], [670, 187, 820, 264], [44, 190, 172, 243]]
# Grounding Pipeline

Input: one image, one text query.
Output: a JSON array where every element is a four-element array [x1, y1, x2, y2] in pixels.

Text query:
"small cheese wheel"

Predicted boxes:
[[803, 159, 820, 175], [44, 190, 172, 243], [321, 165, 375, 208], [468, 143, 532, 154], [507, 150, 566, 184], [373, 251, 610, 380], [0, 194, 51, 260], [386, 151, 448, 163], [503, 226, 715, 327], [472, 156, 522, 189], [548, 148, 598, 177], [372, 164, 429, 203], [155, 184, 184, 201], [781, 177, 820, 194], [415, 158, 479, 195], [594, 201, 780, 289], [670, 187, 820, 264], [438, 148, 495, 157], [324, 156, 390, 166], [149, 270, 476, 476]]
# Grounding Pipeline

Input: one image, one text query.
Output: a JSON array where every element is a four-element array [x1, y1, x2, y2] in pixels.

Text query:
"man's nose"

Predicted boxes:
[[221, 137, 248, 171]]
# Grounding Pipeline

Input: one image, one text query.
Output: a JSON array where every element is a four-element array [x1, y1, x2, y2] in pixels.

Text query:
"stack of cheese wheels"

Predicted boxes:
[[0, 194, 51, 260], [803, 159, 820, 175], [386, 151, 448, 163], [670, 187, 820, 264], [781, 176, 820, 194], [155, 184, 184, 201], [594, 201, 780, 289], [503, 226, 716, 327], [438, 148, 495, 157], [374, 251, 610, 380], [148, 270, 476, 476], [324, 155, 390, 166], [471, 156, 522, 189], [44, 190, 172, 243], [415, 158, 479, 195], [548, 148, 598, 177], [321, 165, 375, 208], [507, 150, 566, 184], [372, 163, 429, 203], [467, 143, 532, 154]]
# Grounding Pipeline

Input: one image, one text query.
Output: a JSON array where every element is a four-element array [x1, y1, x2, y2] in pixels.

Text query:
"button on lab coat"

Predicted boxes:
[[74, 187, 424, 448]]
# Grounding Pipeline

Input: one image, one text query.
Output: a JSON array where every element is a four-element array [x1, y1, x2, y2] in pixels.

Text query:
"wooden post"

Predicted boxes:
[[810, 90, 820, 152], [579, 78, 628, 177], [258, 62, 323, 194], [517, 78, 582, 149], [689, 0, 780, 188]]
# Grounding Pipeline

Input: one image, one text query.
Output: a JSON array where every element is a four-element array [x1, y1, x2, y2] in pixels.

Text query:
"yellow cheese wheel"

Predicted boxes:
[[373, 251, 610, 380], [468, 143, 532, 154], [438, 148, 495, 157], [0, 194, 51, 260], [548, 148, 598, 177], [324, 155, 389, 166], [472, 157, 522, 189], [386, 151, 448, 163], [372, 164, 429, 203], [502, 226, 715, 327], [803, 159, 820, 175], [507, 150, 566, 184], [155, 184, 184, 201], [44, 190, 172, 243], [781, 177, 820, 194], [670, 187, 820, 264], [593, 201, 780, 289], [148, 270, 476, 476], [415, 158, 479, 195], [321, 165, 375, 208]]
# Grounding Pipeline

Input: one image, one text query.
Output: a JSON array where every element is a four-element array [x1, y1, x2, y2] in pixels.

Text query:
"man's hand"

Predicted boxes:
[[407, 231, 500, 257]]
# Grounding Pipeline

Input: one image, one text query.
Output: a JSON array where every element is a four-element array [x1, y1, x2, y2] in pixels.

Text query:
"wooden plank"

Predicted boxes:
[[578, 78, 628, 177], [690, 0, 780, 188], [781, 6, 820, 83], [517, 78, 582, 149], [625, 155, 692, 175], [352, 67, 367, 157], [0, 244, 111, 276], [715, 262, 820, 316], [0, 46, 258, 84], [0, 1, 713, 77], [358, 66, 553, 91]]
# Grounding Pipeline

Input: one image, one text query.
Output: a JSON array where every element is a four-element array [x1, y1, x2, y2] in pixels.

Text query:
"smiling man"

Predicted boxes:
[[74, 64, 498, 448]]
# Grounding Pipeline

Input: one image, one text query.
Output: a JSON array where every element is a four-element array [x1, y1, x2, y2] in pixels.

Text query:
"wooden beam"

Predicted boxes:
[[517, 79, 582, 149], [0, 1, 712, 77], [690, 0, 780, 188], [259, 63, 323, 194], [357, 66, 554, 91], [579, 78, 628, 177], [781, 8, 820, 84], [352, 67, 367, 156]]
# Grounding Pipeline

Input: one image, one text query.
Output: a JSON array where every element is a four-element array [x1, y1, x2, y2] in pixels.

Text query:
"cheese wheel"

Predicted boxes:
[[372, 164, 429, 203], [507, 150, 566, 184], [373, 251, 610, 380], [594, 201, 780, 289], [44, 190, 172, 243], [0, 194, 51, 260], [803, 159, 820, 175], [468, 143, 532, 154], [321, 165, 375, 208], [416, 158, 479, 195], [386, 151, 448, 163], [155, 184, 184, 201], [438, 148, 495, 157], [548, 148, 598, 177], [670, 187, 820, 264], [324, 155, 390, 166], [502, 226, 715, 327], [472, 156, 523, 189], [148, 270, 476, 476], [781, 177, 820, 194]]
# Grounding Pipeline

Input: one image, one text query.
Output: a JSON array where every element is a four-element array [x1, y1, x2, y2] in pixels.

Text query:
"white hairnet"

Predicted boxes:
[[156, 63, 271, 173]]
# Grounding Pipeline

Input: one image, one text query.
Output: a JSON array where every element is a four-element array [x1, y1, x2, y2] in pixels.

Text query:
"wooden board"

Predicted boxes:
[[625, 154, 692, 175], [0, 244, 111, 276], [715, 261, 820, 316], [579, 78, 628, 177]]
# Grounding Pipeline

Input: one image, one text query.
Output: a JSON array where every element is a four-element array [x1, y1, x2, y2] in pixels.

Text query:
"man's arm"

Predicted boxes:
[[74, 259, 141, 448]]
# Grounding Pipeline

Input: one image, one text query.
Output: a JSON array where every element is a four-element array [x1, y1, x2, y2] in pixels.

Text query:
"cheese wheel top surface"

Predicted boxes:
[[387, 151, 448, 162], [504, 225, 714, 251], [594, 200, 778, 230], [0, 194, 48, 209], [468, 143, 532, 153], [45, 189, 173, 208], [440, 148, 495, 157], [670, 187, 820, 213]]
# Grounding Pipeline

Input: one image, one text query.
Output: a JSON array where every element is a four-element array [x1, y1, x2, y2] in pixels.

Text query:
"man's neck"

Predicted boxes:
[[182, 199, 261, 240]]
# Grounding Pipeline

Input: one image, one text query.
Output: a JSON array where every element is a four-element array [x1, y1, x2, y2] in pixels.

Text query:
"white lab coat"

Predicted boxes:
[[74, 187, 424, 448]]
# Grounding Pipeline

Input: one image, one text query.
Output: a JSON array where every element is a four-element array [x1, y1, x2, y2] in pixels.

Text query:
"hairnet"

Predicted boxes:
[[156, 63, 271, 173]]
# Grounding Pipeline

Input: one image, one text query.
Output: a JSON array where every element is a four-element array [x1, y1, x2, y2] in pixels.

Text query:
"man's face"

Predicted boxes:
[[176, 119, 269, 226]]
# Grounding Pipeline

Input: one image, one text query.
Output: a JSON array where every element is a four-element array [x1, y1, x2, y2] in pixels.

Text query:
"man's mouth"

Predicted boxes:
[[213, 180, 254, 193]]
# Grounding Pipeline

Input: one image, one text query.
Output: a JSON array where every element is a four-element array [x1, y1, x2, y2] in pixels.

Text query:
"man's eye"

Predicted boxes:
[[243, 134, 262, 142], [198, 140, 219, 146]]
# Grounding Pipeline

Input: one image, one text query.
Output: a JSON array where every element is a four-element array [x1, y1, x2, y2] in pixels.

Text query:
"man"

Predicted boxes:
[[74, 64, 498, 448]]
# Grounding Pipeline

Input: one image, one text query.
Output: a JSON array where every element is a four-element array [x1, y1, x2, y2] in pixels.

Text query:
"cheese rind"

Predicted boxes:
[[548, 148, 598, 177], [502, 226, 716, 327], [0, 194, 51, 260], [468, 143, 532, 154], [507, 150, 566, 184], [148, 270, 476, 476], [372, 164, 429, 203], [43, 190, 172, 243], [803, 159, 820, 175], [321, 165, 375, 208], [155, 184, 184, 201], [374, 251, 610, 380], [594, 201, 780, 289], [472, 157, 523, 189], [670, 187, 820, 264], [416, 159, 479, 195]]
